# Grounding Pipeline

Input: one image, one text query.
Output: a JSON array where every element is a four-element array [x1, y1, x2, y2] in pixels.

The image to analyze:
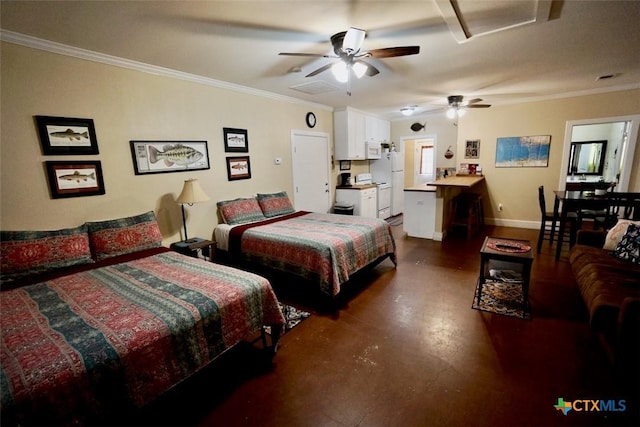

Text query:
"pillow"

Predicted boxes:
[[603, 219, 640, 251], [86, 211, 163, 261], [217, 198, 266, 225], [612, 223, 640, 264], [257, 191, 295, 218], [1, 225, 94, 281]]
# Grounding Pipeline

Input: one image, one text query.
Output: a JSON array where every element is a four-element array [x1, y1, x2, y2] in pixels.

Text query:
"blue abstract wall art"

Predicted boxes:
[[495, 135, 551, 167]]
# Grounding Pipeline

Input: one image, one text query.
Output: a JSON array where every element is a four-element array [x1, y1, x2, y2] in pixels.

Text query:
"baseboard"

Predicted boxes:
[[433, 231, 444, 241], [485, 218, 540, 230]]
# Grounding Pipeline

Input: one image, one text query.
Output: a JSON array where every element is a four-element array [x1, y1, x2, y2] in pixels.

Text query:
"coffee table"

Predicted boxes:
[[477, 236, 534, 310]]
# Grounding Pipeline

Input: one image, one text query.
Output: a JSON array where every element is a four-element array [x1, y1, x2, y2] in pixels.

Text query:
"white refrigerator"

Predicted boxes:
[[370, 151, 405, 216]]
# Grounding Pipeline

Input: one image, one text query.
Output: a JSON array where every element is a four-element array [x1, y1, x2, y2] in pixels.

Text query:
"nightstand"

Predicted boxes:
[[170, 238, 215, 261]]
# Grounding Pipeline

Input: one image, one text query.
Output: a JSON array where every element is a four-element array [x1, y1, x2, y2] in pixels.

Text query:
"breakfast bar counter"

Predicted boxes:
[[427, 175, 485, 189], [426, 175, 486, 240]]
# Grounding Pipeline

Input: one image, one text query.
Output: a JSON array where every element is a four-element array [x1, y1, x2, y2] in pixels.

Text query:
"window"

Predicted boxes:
[[419, 144, 435, 176]]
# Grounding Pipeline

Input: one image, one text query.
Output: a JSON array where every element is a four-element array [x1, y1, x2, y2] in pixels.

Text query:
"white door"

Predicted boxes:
[[291, 130, 331, 212]]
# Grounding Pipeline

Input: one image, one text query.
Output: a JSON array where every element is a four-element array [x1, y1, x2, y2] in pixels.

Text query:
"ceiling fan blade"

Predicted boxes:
[[279, 52, 334, 58], [305, 62, 335, 77], [366, 46, 420, 58], [343, 27, 366, 53], [465, 98, 484, 105], [466, 104, 491, 108], [355, 60, 380, 77]]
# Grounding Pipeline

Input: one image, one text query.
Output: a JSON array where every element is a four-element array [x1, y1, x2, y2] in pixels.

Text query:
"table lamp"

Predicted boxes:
[[176, 178, 210, 243]]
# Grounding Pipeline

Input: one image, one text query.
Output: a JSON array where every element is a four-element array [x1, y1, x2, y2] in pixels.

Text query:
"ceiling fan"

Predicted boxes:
[[279, 27, 420, 94], [446, 95, 491, 118]]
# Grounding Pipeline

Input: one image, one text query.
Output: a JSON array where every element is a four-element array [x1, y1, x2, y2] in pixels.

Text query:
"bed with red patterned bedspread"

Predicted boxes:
[[221, 211, 397, 296], [0, 247, 285, 425]]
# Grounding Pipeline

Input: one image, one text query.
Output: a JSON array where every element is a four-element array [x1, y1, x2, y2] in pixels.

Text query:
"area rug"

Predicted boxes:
[[264, 303, 311, 335], [472, 281, 532, 320]]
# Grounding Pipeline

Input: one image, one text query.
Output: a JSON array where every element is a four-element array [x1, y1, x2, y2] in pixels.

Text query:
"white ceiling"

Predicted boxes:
[[1, 0, 639, 119]]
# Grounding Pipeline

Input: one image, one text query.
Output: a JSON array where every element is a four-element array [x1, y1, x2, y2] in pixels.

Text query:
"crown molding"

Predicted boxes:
[[0, 29, 332, 112]]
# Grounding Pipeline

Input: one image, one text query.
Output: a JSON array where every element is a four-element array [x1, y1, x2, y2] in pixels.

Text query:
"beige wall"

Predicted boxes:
[[455, 90, 640, 228], [2, 42, 640, 241], [0, 42, 333, 244]]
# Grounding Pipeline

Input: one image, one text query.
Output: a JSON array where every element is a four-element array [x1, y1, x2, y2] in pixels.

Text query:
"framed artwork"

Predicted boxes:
[[35, 115, 99, 155], [339, 160, 351, 171], [129, 141, 209, 175], [226, 156, 251, 181], [495, 135, 551, 168], [223, 128, 249, 152], [465, 140, 480, 159], [45, 160, 105, 199]]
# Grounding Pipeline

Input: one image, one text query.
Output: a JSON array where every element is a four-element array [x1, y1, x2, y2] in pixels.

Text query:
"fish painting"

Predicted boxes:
[[148, 144, 204, 167], [231, 163, 247, 170], [49, 128, 89, 140], [58, 171, 95, 183]]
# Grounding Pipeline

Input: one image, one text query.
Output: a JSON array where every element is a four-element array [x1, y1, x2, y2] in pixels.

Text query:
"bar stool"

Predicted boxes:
[[451, 192, 483, 239]]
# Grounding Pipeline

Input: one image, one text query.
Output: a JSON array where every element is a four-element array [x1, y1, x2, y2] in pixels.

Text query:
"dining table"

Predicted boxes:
[[552, 190, 610, 260]]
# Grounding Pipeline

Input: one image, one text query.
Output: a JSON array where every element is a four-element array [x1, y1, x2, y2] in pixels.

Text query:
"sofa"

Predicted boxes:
[[568, 220, 640, 377]]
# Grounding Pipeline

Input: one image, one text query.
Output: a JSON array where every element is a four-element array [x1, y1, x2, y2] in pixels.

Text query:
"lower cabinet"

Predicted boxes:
[[336, 187, 378, 218]]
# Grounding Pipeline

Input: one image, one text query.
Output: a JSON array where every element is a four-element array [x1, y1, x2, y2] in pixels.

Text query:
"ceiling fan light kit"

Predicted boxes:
[[279, 27, 420, 95]]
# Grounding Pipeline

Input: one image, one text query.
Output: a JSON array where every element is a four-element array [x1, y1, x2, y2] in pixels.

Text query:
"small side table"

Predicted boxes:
[[170, 238, 215, 261], [477, 236, 534, 310]]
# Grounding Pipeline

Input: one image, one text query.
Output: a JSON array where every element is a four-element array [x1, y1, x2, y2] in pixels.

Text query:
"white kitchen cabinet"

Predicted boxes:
[[336, 187, 378, 218], [366, 115, 391, 145], [403, 187, 437, 239], [334, 108, 366, 160], [334, 108, 390, 160]]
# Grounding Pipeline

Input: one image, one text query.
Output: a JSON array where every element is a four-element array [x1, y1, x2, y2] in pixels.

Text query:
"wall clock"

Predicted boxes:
[[306, 112, 316, 128]]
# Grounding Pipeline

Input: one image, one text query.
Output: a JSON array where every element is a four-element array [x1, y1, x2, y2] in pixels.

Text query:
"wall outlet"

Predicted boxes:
[[498, 203, 503, 211]]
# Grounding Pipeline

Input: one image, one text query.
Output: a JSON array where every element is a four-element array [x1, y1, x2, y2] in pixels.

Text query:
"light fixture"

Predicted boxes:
[[331, 61, 349, 83], [352, 62, 367, 79], [446, 106, 465, 119], [176, 178, 210, 243], [400, 106, 416, 116], [331, 60, 367, 83]]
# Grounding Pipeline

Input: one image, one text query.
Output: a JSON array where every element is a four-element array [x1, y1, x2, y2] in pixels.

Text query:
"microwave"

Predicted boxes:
[[366, 142, 382, 159]]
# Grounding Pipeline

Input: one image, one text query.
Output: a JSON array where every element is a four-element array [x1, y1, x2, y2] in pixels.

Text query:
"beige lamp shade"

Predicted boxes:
[[176, 178, 210, 205]]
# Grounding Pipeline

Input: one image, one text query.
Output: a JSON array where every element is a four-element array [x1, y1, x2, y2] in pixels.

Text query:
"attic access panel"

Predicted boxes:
[[435, 0, 552, 43]]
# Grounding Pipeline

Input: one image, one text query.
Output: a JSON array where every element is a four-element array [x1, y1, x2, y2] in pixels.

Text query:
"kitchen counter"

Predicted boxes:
[[336, 184, 378, 190]]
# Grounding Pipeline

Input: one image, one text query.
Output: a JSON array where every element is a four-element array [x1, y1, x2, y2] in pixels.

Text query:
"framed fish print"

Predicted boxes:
[[223, 128, 249, 152], [45, 160, 105, 199], [226, 156, 251, 181], [35, 115, 99, 155], [129, 141, 210, 175]]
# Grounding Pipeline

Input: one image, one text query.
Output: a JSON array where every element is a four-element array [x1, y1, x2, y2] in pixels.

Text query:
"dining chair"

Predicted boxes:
[[577, 182, 614, 229], [537, 186, 578, 253]]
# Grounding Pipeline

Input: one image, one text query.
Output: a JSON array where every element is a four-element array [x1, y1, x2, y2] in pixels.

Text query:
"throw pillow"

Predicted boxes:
[[603, 219, 640, 251], [612, 223, 640, 264], [86, 211, 163, 261], [1, 225, 94, 281], [217, 198, 266, 225], [257, 191, 295, 218]]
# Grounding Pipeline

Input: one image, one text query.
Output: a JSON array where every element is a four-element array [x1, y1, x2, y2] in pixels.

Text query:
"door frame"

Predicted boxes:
[[559, 115, 640, 191]]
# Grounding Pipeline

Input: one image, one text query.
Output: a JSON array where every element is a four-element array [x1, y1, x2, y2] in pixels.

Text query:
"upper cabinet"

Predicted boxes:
[[365, 115, 390, 145], [334, 107, 390, 160]]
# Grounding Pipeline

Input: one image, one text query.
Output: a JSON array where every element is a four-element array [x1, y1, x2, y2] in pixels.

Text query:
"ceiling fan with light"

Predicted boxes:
[[445, 95, 491, 119], [279, 27, 420, 95]]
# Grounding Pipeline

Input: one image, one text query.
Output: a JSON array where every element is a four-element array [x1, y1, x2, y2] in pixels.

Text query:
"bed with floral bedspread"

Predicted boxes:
[[1, 212, 284, 425], [217, 210, 397, 296]]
